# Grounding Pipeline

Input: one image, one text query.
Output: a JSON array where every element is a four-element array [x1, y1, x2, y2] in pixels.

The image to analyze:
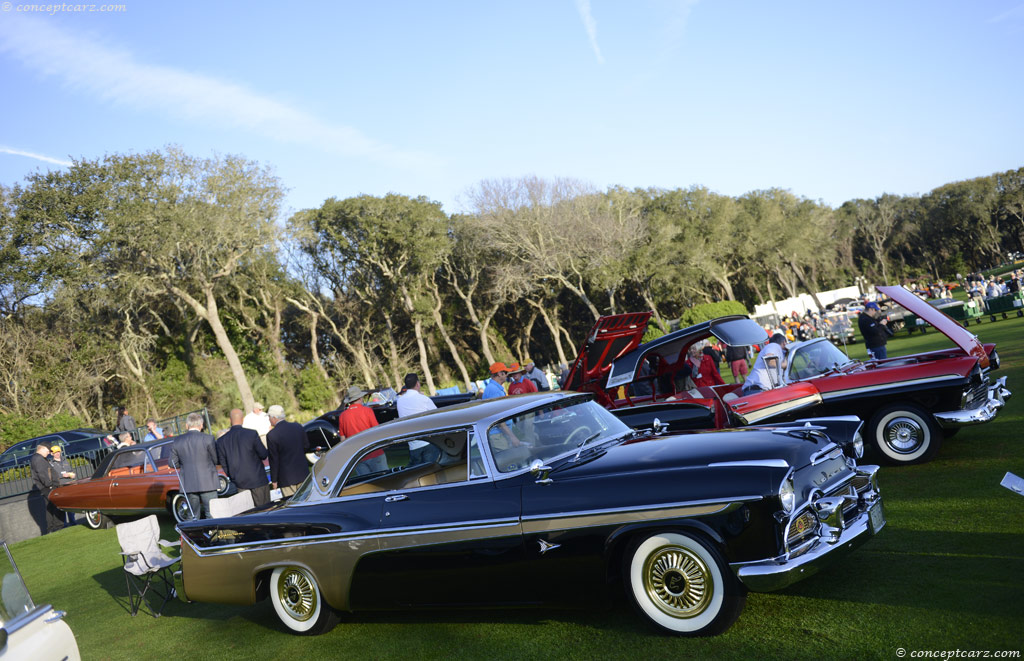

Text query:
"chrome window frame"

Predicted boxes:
[[328, 425, 486, 499]]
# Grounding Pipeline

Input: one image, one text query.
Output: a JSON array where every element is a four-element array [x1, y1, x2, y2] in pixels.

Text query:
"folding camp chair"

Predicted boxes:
[[115, 515, 180, 617], [207, 489, 254, 519]]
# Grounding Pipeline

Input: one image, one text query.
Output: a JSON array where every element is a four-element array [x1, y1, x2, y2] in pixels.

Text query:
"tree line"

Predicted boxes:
[[1, 147, 1021, 443]]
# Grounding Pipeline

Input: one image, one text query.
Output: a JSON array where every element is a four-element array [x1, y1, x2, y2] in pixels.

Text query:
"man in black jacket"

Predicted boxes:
[[266, 405, 309, 498], [858, 302, 893, 360], [30, 443, 63, 533], [217, 408, 270, 506], [170, 412, 220, 519]]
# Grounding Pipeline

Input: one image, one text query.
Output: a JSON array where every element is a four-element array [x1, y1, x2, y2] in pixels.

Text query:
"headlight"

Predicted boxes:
[[779, 477, 796, 513], [851, 431, 864, 459]]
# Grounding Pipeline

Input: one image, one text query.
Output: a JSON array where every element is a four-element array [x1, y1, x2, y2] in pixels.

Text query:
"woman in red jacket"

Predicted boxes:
[[683, 342, 725, 389]]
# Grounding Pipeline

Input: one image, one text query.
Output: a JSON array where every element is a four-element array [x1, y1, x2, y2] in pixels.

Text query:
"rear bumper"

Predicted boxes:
[[732, 478, 885, 592], [934, 376, 1011, 428]]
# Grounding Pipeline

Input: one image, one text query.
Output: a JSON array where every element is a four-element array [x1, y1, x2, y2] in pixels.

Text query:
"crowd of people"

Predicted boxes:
[[33, 269, 1022, 530]]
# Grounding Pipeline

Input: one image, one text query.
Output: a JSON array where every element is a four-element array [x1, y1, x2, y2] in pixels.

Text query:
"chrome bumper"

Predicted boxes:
[[732, 482, 885, 592], [934, 376, 1011, 428]]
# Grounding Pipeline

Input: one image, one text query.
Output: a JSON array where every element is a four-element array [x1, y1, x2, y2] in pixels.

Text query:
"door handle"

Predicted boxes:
[[384, 494, 408, 503], [112, 482, 118, 487]]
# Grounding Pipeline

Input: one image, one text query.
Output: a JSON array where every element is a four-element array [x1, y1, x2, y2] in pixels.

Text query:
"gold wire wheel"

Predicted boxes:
[[643, 544, 714, 618], [277, 568, 318, 622]]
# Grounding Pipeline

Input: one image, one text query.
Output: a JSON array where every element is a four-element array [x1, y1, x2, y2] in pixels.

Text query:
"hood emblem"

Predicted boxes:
[[537, 539, 561, 555]]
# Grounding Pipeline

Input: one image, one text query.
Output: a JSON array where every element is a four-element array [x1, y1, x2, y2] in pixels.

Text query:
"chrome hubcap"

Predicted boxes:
[[884, 416, 924, 453], [277, 569, 317, 622], [85, 511, 101, 527], [643, 545, 713, 618]]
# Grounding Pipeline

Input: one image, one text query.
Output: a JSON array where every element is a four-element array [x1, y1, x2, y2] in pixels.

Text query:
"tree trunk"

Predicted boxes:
[[119, 346, 158, 416], [167, 281, 256, 412], [399, 284, 436, 395], [529, 300, 568, 366], [381, 312, 403, 390], [268, 301, 300, 411], [429, 280, 472, 390]]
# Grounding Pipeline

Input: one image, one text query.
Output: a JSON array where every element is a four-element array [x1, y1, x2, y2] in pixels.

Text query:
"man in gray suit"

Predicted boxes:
[[170, 412, 220, 519]]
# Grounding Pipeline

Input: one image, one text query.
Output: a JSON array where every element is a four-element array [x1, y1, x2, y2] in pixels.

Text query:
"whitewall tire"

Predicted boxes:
[[624, 531, 745, 636], [270, 566, 339, 635]]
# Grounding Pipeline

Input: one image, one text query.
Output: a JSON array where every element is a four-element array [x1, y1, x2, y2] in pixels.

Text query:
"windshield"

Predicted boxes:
[[487, 398, 631, 473], [787, 341, 855, 381], [0, 543, 34, 627]]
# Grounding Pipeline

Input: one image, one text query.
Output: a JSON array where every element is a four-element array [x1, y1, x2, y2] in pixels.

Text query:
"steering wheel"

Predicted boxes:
[[564, 425, 594, 449], [493, 445, 533, 472]]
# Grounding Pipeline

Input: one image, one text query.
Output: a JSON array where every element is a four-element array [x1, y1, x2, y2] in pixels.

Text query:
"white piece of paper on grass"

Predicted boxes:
[[1000, 472, 1024, 496]]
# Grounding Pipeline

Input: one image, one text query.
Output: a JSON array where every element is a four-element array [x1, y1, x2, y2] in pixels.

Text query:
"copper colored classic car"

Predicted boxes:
[[566, 285, 1010, 465], [48, 439, 231, 528], [175, 392, 884, 637]]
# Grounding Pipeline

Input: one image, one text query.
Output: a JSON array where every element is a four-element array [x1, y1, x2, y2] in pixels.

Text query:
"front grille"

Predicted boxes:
[[786, 510, 817, 554], [965, 382, 988, 409]]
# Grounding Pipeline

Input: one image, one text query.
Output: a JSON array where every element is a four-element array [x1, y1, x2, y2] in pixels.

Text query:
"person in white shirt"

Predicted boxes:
[[396, 373, 437, 418], [242, 402, 272, 447], [742, 335, 788, 395]]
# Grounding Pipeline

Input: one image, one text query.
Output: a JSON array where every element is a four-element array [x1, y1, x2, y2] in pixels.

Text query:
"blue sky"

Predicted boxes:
[[1, 1, 1022, 217]]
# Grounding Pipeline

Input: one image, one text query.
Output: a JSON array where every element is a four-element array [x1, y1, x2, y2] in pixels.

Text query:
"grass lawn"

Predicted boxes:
[[9, 317, 1024, 660]]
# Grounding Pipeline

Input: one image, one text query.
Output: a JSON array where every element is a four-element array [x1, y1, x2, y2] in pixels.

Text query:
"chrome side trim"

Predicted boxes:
[[820, 374, 964, 401], [708, 459, 790, 469], [520, 495, 762, 525], [521, 501, 749, 533], [184, 496, 764, 557], [183, 517, 521, 557], [733, 394, 822, 425]]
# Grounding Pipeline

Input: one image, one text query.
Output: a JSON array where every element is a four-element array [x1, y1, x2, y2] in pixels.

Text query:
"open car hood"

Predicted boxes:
[[877, 285, 988, 368], [606, 316, 768, 389], [564, 312, 653, 392]]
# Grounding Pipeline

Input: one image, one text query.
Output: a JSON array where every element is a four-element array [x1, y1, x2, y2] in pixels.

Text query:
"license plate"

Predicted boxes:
[[868, 501, 885, 533]]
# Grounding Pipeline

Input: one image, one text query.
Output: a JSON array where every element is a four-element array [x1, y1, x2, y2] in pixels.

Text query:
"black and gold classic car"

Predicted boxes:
[[175, 392, 884, 637]]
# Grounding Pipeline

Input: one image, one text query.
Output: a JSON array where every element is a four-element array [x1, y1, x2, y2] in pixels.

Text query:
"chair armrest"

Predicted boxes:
[[158, 539, 181, 547]]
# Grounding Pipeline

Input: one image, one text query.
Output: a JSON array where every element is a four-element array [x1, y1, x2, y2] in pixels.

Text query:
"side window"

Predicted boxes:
[[109, 450, 150, 473], [469, 433, 487, 479], [338, 429, 471, 496]]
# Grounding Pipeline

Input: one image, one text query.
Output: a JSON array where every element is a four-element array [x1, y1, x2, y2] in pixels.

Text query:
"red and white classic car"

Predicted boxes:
[[566, 286, 1010, 465]]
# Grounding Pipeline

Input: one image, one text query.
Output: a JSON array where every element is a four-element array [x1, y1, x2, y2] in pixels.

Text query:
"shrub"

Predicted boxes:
[[677, 301, 749, 327], [296, 366, 335, 412], [0, 412, 85, 451]]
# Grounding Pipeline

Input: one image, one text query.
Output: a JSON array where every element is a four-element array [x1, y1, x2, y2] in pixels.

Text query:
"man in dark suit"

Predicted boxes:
[[30, 443, 63, 533], [170, 412, 220, 519], [266, 405, 309, 498], [217, 408, 270, 506]]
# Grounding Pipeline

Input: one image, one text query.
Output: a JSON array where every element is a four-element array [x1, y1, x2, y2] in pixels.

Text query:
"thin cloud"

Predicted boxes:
[[987, 3, 1024, 22], [0, 17, 436, 171], [575, 0, 605, 64], [0, 146, 72, 167]]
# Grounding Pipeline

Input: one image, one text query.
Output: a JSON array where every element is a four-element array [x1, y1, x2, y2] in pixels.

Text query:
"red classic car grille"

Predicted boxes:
[[786, 510, 817, 555], [965, 382, 988, 409]]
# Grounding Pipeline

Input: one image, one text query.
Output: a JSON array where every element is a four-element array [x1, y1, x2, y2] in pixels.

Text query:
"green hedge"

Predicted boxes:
[[677, 300, 749, 327]]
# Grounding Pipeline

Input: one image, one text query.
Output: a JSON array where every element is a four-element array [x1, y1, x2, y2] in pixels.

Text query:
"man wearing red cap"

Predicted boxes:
[[506, 363, 538, 395], [482, 362, 509, 399]]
